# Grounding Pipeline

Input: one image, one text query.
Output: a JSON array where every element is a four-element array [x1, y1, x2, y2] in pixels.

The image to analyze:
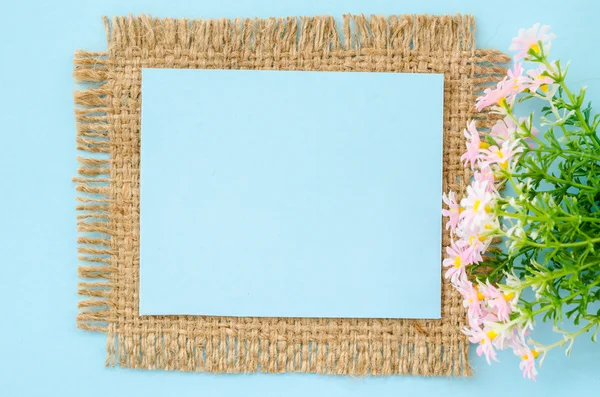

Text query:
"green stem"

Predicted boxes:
[[542, 59, 600, 148], [561, 277, 600, 303], [530, 148, 600, 162], [497, 211, 600, 224], [501, 233, 600, 249], [515, 260, 600, 290], [497, 271, 600, 329], [540, 320, 598, 353], [510, 170, 597, 192], [506, 111, 546, 147]]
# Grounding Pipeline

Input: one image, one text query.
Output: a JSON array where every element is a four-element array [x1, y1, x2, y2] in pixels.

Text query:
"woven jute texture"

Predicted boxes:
[[74, 14, 509, 375]]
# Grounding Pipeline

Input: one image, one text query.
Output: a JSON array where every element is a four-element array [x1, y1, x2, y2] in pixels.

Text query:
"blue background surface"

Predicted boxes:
[[1, 0, 598, 396], [140, 69, 443, 318]]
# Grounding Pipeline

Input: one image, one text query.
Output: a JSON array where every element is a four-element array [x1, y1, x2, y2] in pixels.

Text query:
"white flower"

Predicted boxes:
[[508, 196, 522, 211], [460, 181, 495, 229], [503, 271, 523, 296]]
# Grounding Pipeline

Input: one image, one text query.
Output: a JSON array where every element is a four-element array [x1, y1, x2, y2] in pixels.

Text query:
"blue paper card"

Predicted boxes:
[[140, 69, 444, 318]]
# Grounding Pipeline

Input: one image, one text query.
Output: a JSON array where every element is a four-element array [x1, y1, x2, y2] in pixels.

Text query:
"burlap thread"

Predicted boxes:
[[74, 14, 509, 375]]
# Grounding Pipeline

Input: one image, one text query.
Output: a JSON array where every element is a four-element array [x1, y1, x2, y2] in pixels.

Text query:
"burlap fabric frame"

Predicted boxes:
[[74, 14, 508, 375]]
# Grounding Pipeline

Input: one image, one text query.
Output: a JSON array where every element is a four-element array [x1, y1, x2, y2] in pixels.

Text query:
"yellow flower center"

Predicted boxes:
[[473, 200, 481, 212], [481, 330, 498, 344], [453, 256, 462, 269], [480, 142, 490, 149], [484, 223, 494, 230], [469, 235, 487, 245], [494, 151, 509, 169], [473, 285, 485, 301], [498, 97, 508, 108], [484, 205, 492, 213], [540, 84, 549, 93], [521, 350, 540, 360], [504, 292, 515, 301], [512, 78, 520, 90], [530, 43, 541, 54]]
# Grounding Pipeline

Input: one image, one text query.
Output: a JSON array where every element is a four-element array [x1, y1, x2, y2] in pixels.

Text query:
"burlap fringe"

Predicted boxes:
[[102, 323, 473, 375], [103, 14, 476, 56], [74, 14, 510, 375], [74, 50, 112, 332]]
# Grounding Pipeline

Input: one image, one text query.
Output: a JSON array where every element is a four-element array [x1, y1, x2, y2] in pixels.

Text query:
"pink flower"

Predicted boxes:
[[457, 234, 486, 264], [491, 117, 539, 148], [463, 322, 499, 364], [509, 23, 556, 60], [460, 121, 482, 170], [460, 181, 494, 229], [512, 337, 540, 381], [473, 163, 496, 193], [443, 240, 470, 285], [454, 207, 496, 252], [526, 65, 554, 93], [507, 62, 528, 95], [490, 117, 516, 144], [457, 280, 486, 322], [519, 350, 539, 382], [442, 191, 461, 232], [479, 281, 515, 322], [475, 77, 513, 112], [481, 139, 524, 170]]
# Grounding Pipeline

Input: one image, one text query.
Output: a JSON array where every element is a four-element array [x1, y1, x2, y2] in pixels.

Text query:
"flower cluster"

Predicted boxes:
[[444, 113, 540, 379], [443, 24, 600, 381]]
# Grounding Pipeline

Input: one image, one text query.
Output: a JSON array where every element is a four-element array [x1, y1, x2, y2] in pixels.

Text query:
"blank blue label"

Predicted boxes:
[[139, 68, 443, 319]]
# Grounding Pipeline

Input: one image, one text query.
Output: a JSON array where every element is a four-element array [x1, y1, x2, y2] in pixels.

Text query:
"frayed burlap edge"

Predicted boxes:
[[74, 50, 112, 332], [74, 14, 509, 376]]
